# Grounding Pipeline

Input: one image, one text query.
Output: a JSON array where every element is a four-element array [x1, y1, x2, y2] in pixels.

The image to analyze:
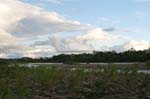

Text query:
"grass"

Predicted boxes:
[[0, 62, 149, 99]]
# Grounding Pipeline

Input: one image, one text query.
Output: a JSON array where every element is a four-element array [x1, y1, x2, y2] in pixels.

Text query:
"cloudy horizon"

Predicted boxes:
[[0, 0, 150, 58]]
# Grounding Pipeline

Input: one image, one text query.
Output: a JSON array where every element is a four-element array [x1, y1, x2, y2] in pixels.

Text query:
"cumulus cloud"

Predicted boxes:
[[0, 44, 56, 58], [34, 28, 121, 53], [111, 40, 150, 52], [1, 0, 90, 37], [9, 14, 90, 37], [35, 36, 95, 53], [0, 0, 92, 58], [0, 29, 18, 45], [76, 28, 120, 41]]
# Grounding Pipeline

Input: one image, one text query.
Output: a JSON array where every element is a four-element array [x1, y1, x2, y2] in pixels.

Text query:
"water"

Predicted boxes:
[[138, 70, 150, 74], [20, 63, 150, 74]]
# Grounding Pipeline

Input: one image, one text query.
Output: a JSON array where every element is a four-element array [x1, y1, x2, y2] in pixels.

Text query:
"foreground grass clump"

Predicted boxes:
[[0, 63, 149, 99]]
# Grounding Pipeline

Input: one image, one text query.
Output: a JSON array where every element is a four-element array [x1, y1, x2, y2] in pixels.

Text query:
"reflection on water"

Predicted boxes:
[[20, 63, 150, 74], [138, 70, 150, 74]]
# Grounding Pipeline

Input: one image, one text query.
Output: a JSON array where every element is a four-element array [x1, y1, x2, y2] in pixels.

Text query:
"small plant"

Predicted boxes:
[[144, 61, 150, 87], [146, 60, 150, 70]]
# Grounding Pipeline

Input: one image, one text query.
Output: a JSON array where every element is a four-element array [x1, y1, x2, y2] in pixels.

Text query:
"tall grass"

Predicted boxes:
[[0, 62, 149, 98]]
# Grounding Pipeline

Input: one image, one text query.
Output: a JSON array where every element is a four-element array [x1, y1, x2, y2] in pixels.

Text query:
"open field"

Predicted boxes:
[[0, 62, 150, 99]]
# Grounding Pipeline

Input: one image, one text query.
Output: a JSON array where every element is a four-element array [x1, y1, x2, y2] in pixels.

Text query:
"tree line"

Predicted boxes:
[[2, 48, 150, 63]]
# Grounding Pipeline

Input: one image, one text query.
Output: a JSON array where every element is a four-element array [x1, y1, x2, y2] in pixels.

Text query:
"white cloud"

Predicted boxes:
[[76, 28, 120, 41], [8, 13, 90, 37], [0, 0, 93, 58], [0, 0, 90, 37], [34, 35, 95, 54], [0, 29, 18, 45], [111, 40, 150, 52], [34, 28, 121, 53]]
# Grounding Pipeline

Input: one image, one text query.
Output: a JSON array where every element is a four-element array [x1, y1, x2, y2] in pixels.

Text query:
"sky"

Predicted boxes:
[[0, 0, 150, 58]]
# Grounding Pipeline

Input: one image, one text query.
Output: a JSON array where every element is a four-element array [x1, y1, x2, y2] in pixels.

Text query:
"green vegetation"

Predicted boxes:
[[49, 49, 150, 63], [1, 49, 150, 63], [146, 60, 150, 70], [0, 62, 149, 99]]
